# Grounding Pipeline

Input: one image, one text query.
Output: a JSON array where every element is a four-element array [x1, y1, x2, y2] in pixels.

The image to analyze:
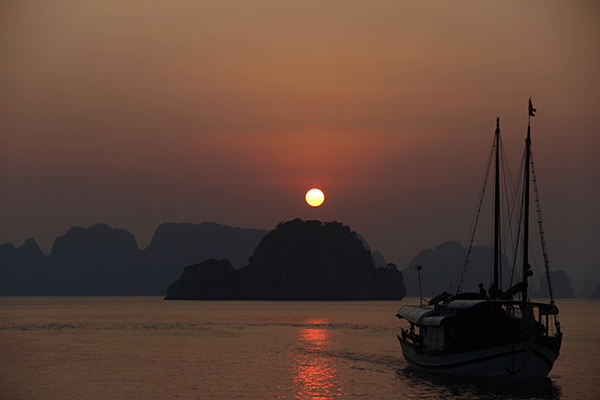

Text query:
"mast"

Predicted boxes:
[[522, 101, 534, 303], [493, 118, 501, 295]]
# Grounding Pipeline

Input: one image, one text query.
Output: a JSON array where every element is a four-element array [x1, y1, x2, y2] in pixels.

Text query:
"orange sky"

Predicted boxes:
[[1, 1, 599, 289]]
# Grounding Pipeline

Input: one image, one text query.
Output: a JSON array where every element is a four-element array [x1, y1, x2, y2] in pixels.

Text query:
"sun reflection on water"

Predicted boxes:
[[293, 320, 339, 400]]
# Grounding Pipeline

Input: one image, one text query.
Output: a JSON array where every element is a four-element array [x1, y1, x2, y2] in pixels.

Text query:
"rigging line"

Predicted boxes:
[[509, 147, 529, 302], [530, 151, 555, 305], [498, 134, 519, 289], [456, 135, 495, 295], [505, 146, 527, 290]]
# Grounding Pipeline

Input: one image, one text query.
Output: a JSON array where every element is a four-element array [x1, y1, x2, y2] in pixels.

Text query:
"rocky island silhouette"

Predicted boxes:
[[165, 219, 406, 300]]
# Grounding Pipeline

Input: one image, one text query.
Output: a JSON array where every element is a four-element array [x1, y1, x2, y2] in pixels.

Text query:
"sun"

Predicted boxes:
[[305, 188, 325, 207]]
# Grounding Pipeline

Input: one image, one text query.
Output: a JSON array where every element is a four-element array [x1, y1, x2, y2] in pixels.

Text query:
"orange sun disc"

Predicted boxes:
[[305, 188, 325, 207]]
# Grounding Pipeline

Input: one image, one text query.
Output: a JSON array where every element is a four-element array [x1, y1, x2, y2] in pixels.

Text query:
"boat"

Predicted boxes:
[[396, 100, 562, 379]]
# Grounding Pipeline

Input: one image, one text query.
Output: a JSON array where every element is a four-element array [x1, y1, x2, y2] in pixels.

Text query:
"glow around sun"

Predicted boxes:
[[305, 188, 325, 207]]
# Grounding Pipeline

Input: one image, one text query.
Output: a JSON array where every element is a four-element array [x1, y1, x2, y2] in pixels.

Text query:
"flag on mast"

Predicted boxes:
[[529, 98, 537, 117]]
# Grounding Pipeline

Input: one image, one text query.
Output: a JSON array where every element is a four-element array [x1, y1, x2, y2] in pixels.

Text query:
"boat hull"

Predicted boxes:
[[398, 335, 559, 379]]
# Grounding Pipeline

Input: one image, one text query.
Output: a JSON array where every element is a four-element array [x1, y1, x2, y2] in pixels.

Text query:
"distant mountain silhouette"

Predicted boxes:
[[590, 284, 600, 299], [146, 222, 267, 269], [141, 222, 268, 293], [0, 222, 267, 295], [534, 270, 575, 299], [402, 241, 576, 299], [402, 242, 574, 298], [165, 219, 406, 300], [402, 241, 510, 298], [49, 224, 142, 295], [578, 278, 600, 299], [0, 238, 48, 294], [7, 222, 574, 299]]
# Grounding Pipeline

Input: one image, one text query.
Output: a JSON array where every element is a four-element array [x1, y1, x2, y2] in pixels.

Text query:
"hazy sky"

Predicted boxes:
[[1, 1, 599, 290]]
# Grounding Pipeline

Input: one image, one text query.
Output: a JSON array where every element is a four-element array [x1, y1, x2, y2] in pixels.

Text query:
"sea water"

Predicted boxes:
[[1, 297, 598, 400]]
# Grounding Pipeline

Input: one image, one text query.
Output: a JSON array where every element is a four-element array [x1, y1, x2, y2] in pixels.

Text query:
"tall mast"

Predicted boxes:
[[522, 112, 533, 303], [493, 118, 501, 294]]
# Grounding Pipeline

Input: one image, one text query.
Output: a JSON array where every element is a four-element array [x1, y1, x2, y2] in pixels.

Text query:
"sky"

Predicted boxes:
[[1, 1, 599, 291]]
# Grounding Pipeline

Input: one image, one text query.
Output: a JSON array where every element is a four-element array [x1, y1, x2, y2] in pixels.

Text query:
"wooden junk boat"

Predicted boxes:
[[396, 100, 562, 379]]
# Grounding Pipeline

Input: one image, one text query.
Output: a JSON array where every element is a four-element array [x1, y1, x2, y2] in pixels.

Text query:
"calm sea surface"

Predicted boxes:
[[1, 297, 598, 399]]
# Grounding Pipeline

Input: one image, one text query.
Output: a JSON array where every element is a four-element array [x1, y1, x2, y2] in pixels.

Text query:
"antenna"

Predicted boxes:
[[415, 264, 424, 305]]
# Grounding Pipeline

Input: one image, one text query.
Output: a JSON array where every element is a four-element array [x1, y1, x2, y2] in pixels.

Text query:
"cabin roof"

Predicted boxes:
[[397, 305, 445, 326]]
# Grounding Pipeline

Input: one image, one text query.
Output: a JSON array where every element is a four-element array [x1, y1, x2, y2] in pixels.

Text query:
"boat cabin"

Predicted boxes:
[[397, 300, 559, 353]]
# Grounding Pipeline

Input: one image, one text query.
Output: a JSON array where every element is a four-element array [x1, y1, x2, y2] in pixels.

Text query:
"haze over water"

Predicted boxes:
[[1, 297, 598, 399]]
